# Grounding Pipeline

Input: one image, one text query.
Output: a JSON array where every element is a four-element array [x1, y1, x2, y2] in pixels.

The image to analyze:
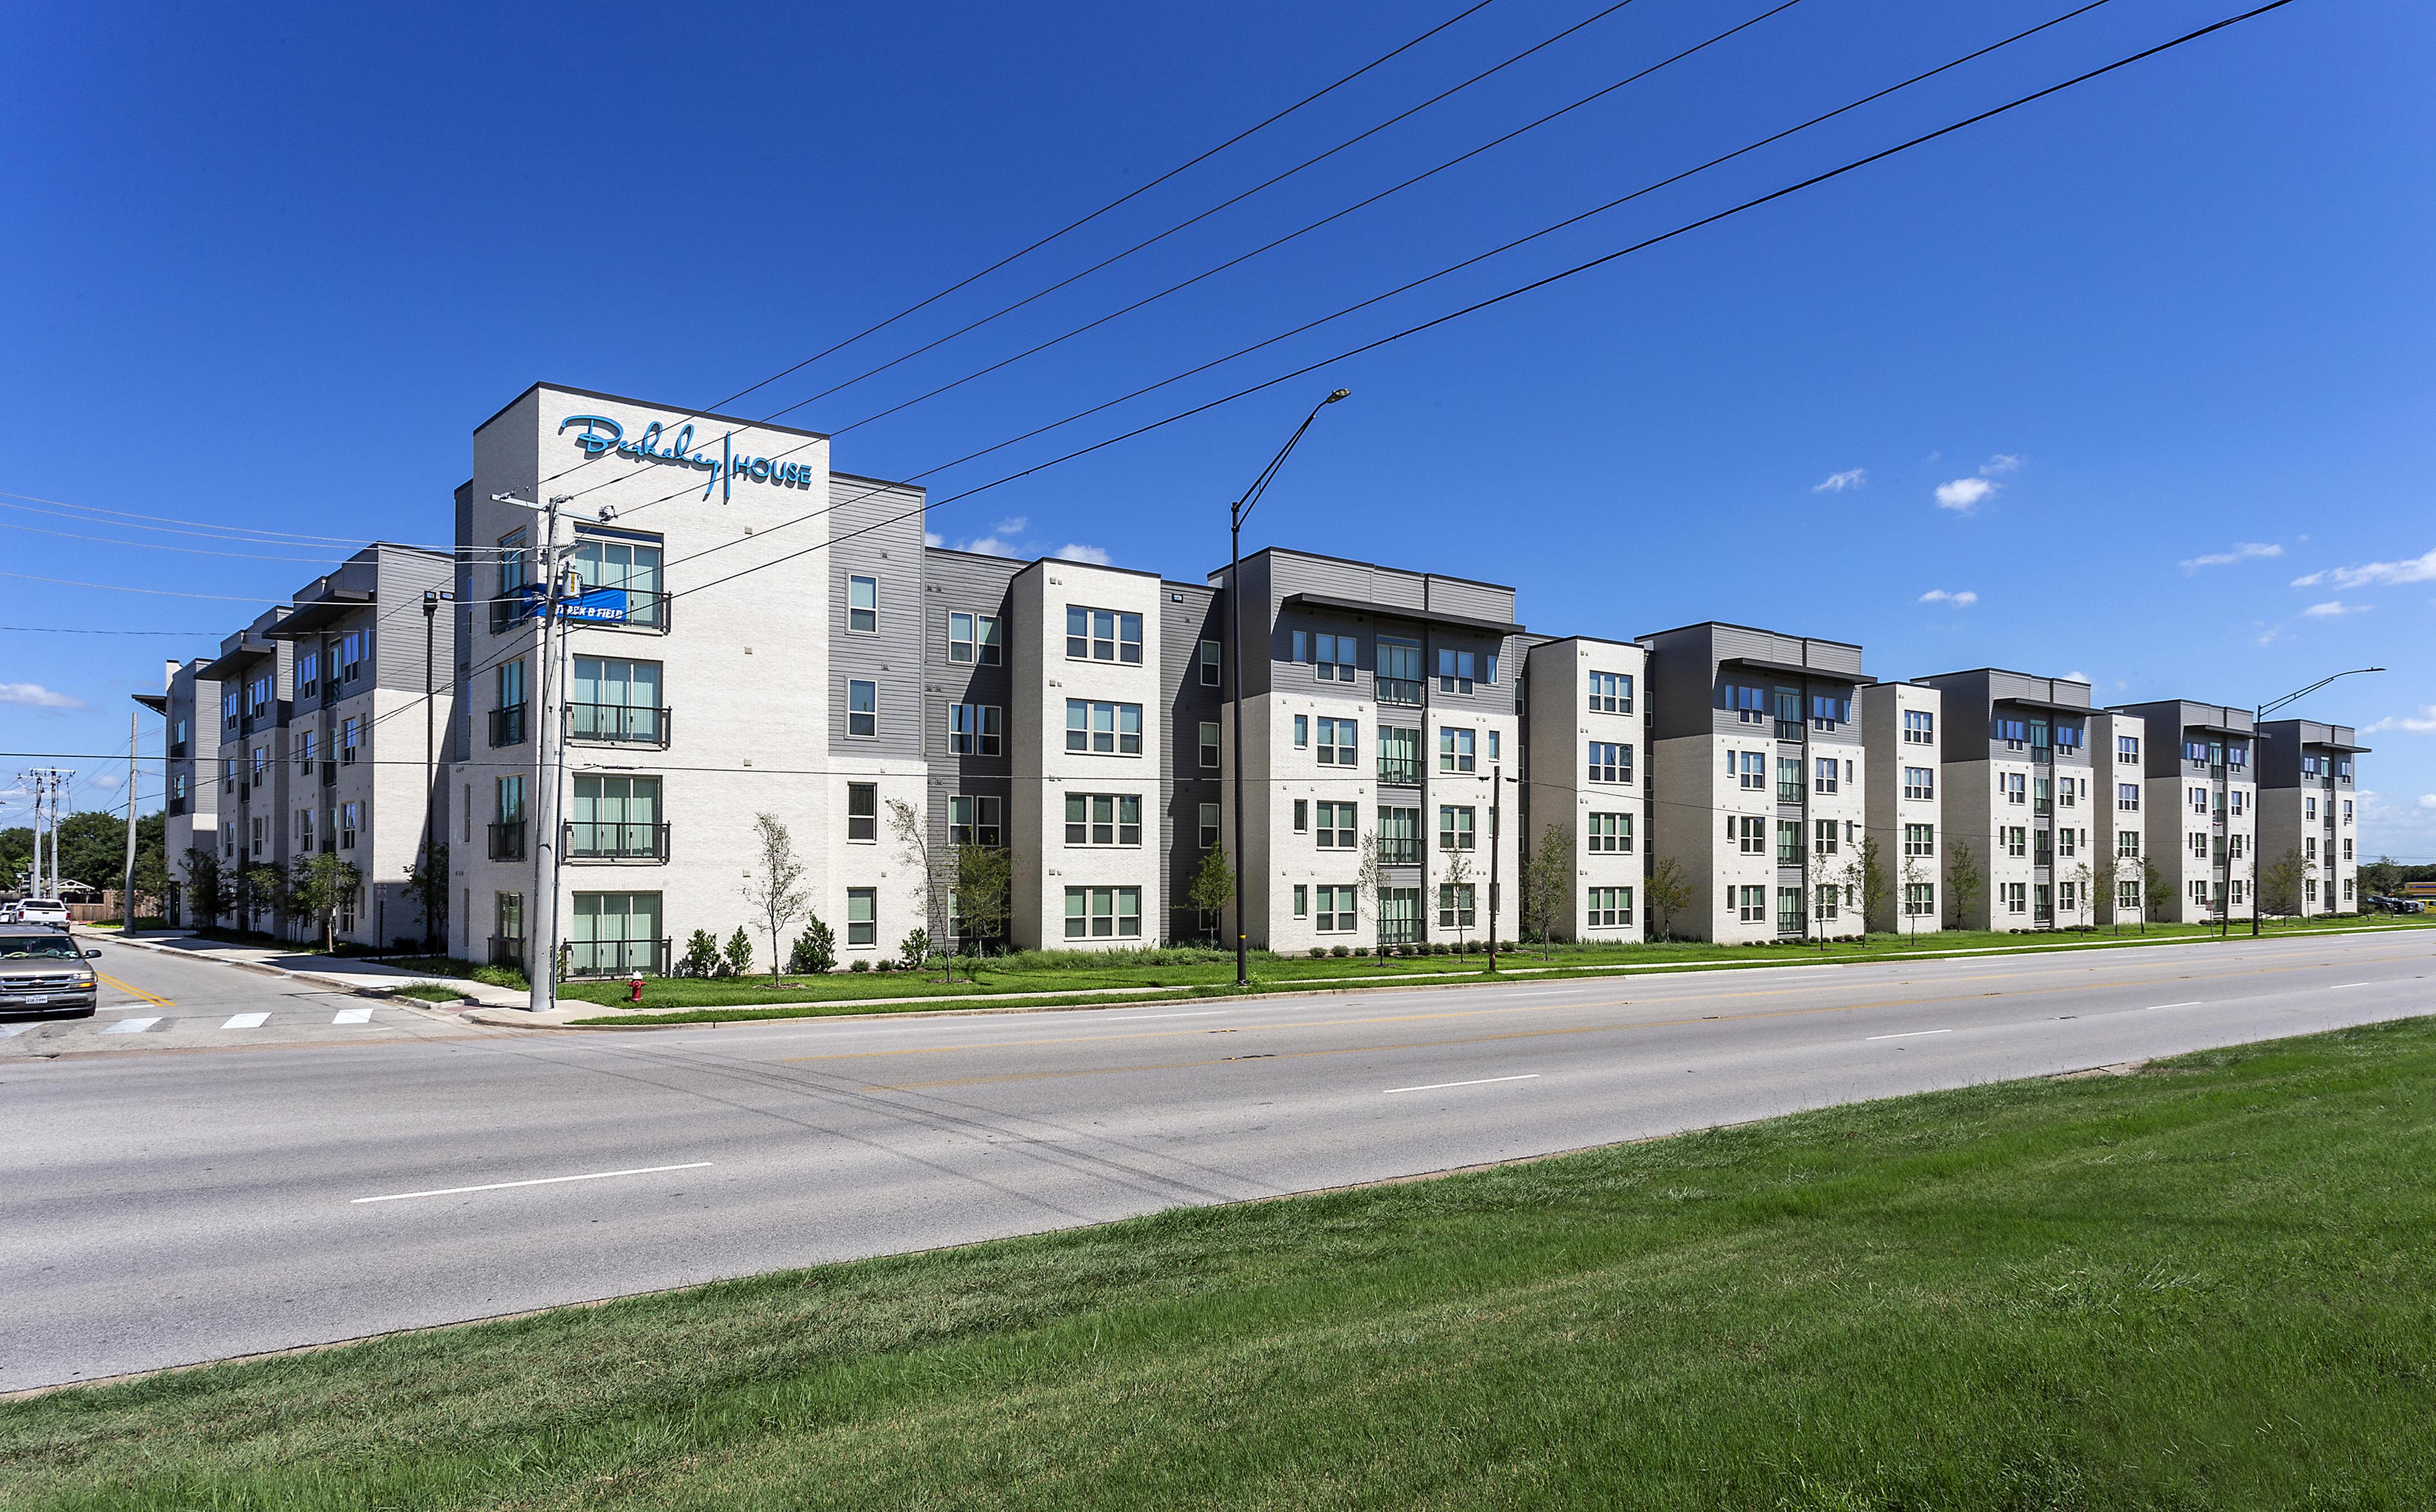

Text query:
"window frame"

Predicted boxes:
[[847, 574, 878, 634]]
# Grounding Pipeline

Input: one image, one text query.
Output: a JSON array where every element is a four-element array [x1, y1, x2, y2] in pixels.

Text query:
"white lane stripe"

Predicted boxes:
[[2145, 1001, 2202, 1010], [101, 1017, 159, 1035], [2327, 982, 2374, 991], [351, 1162, 713, 1205], [1866, 1028, 1952, 1041], [1, 1023, 34, 1038], [1383, 1073, 1540, 1095], [1104, 1010, 1226, 1021], [332, 1007, 373, 1024], [222, 1012, 269, 1029]]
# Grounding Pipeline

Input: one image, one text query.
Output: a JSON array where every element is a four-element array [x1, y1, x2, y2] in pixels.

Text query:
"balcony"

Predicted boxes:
[[1776, 782, 1801, 804], [489, 593, 531, 635], [565, 820, 670, 863], [489, 821, 528, 862], [1376, 837, 1422, 865], [1376, 757, 1422, 786], [1375, 676, 1423, 708], [321, 759, 337, 788], [489, 703, 528, 747], [168, 739, 187, 759], [487, 935, 526, 973], [568, 702, 671, 747], [566, 936, 671, 979], [168, 796, 187, 817], [1775, 718, 1803, 743]]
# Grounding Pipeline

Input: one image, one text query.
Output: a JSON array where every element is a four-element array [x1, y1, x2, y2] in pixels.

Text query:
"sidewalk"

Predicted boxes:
[[82, 929, 531, 1009]]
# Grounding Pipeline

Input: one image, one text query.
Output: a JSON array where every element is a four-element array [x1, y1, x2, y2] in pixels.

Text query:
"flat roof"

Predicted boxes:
[[1217, 543, 1515, 595], [476, 382, 833, 442], [1280, 590, 1524, 637], [830, 469, 925, 492], [1720, 655, 1875, 686], [1637, 619, 1864, 651]]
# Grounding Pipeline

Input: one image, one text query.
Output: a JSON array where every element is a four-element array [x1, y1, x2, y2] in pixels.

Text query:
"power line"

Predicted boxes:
[[0, 517, 350, 563], [0, 489, 448, 550], [0, 625, 216, 636]]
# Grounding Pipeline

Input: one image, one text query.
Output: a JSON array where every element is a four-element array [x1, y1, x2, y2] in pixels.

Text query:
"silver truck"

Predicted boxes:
[[0, 931, 103, 1016]]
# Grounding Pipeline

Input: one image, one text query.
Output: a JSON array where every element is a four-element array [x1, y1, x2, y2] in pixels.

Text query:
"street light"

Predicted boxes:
[[421, 588, 455, 953], [2248, 666, 2382, 936], [1227, 388, 1351, 988]]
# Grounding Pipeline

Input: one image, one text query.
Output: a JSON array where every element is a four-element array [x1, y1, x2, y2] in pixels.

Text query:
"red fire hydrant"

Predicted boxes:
[[628, 974, 644, 1004]]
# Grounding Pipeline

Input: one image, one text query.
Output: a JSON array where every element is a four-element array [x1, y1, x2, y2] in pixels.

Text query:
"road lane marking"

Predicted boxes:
[[2327, 982, 2374, 991], [350, 1162, 712, 1205], [1866, 1029, 1952, 1041], [2145, 1001, 2202, 1010], [221, 1012, 269, 1029], [332, 1007, 374, 1024], [101, 1017, 159, 1035], [93, 972, 171, 1007], [1, 1023, 34, 1038], [1383, 1074, 1540, 1095], [1104, 1010, 1226, 1020]]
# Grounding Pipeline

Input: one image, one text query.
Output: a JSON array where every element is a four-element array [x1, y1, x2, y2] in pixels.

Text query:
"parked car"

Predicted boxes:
[[1, 898, 71, 928], [0, 930, 103, 1015]]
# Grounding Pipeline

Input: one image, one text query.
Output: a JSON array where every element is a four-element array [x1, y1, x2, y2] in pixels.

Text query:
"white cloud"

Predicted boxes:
[[1934, 477, 1995, 512], [1917, 589, 1978, 607], [2291, 546, 2436, 590], [2302, 600, 2368, 617], [1980, 453, 2024, 475], [0, 683, 86, 711], [2064, 670, 2089, 683], [1053, 543, 1112, 566], [2180, 541, 2283, 573], [922, 530, 943, 548], [2362, 705, 2436, 735], [992, 515, 1029, 536], [89, 771, 125, 792], [932, 533, 1020, 558], [1812, 469, 1866, 493]]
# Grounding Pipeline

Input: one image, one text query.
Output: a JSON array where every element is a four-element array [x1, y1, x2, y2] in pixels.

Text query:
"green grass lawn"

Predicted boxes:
[[12, 1014, 2435, 1510], [564, 915, 2428, 1024]]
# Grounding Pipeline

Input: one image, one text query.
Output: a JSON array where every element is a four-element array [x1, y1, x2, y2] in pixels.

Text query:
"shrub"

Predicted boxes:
[[469, 964, 528, 990], [1354, 946, 1371, 957], [1308, 947, 1326, 958], [876, 960, 895, 973], [679, 929, 721, 979], [1330, 945, 1349, 958], [788, 916, 836, 975], [722, 928, 754, 978], [897, 928, 930, 973], [848, 958, 870, 973]]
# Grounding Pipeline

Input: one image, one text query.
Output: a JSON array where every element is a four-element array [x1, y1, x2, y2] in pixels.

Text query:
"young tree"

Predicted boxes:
[[405, 841, 450, 954], [2361, 853, 2403, 900], [238, 862, 288, 937], [285, 852, 360, 954], [886, 798, 951, 973], [2258, 845, 2312, 924], [1645, 856, 1694, 942], [180, 846, 231, 929], [722, 927, 755, 978], [1898, 850, 1928, 940], [1439, 848, 1475, 954], [740, 813, 811, 985], [1944, 839, 1983, 931], [1185, 844, 1235, 948], [1518, 822, 1570, 958], [1354, 833, 1388, 963], [1842, 835, 1889, 939], [680, 928, 721, 978], [2140, 854, 2173, 931], [788, 913, 837, 975], [2069, 860, 2096, 929], [953, 843, 1013, 975]]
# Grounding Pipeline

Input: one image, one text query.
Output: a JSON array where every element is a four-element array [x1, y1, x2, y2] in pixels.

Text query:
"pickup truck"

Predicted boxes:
[[0, 931, 103, 1015], [2, 898, 72, 928]]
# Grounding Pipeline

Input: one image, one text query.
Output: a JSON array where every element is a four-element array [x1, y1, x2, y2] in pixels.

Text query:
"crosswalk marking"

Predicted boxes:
[[332, 1007, 373, 1025], [1, 1023, 35, 1038], [101, 1017, 159, 1035], [222, 1012, 270, 1029]]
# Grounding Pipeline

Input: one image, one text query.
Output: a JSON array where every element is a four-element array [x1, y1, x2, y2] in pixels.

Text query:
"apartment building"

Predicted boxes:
[[1856, 680, 1942, 935], [2089, 711, 2148, 923], [1913, 671, 2099, 931], [1642, 623, 1871, 944], [1523, 636, 1649, 944], [2256, 718, 2365, 917], [2109, 699, 2257, 924], [154, 543, 455, 943]]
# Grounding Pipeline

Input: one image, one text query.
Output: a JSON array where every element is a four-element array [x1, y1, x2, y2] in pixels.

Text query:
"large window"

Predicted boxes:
[[949, 703, 1003, 756], [1586, 887, 1631, 928], [1439, 806, 1476, 850], [1587, 812, 1631, 853], [1814, 818, 1839, 859], [1314, 885, 1358, 933], [1200, 802, 1220, 849], [1439, 727, 1476, 773], [1066, 606, 1143, 664], [1200, 721, 1222, 769], [570, 892, 662, 976], [1437, 648, 1490, 694], [949, 794, 1003, 845], [570, 536, 665, 627], [2118, 734, 2140, 762], [571, 655, 664, 744], [1776, 821, 1803, 865], [847, 575, 877, 633], [2117, 782, 2139, 811], [1065, 793, 1141, 846], [1738, 885, 1767, 923], [1377, 806, 1421, 863], [1810, 693, 1848, 730], [1904, 823, 1935, 857], [1376, 637, 1422, 704], [1734, 816, 1765, 856], [1904, 709, 1935, 744], [1905, 884, 1934, 917], [1200, 638, 1220, 686], [1314, 802, 1357, 850], [1304, 632, 1357, 681], [2004, 882, 2027, 914], [2116, 829, 2139, 859], [948, 611, 1002, 665], [1438, 884, 1476, 929], [846, 888, 877, 946], [1735, 752, 1766, 791], [1904, 766, 1934, 801], [1065, 700, 1143, 754], [1776, 757, 1801, 804], [1588, 672, 1631, 713], [569, 774, 662, 860], [1064, 886, 1142, 939], [847, 782, 876, 842], [1377, 725, 1421, 784], [1814, 756, 1838, 795], [1776, 887, 1804, 933], [848, 679, 878, 738], [1587, 741, 1631, 784]]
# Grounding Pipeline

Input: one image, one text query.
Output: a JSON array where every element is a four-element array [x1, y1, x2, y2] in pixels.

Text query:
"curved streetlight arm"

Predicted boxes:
[[1232, 389, 1349, 534], [2256, 666, 2384, 722]]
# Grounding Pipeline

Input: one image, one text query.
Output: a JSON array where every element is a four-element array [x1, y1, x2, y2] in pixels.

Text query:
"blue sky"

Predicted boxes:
[[3, 0, 2430, 856]]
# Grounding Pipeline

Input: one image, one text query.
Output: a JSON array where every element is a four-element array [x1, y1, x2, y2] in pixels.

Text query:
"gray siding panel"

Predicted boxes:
[[1162, 583, 1223, 938], [827, 477, 927, 759]]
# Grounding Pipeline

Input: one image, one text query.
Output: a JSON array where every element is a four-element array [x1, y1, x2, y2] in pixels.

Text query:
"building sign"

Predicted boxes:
[[558, 414, 817, 503], [503, 584, 631, 624]]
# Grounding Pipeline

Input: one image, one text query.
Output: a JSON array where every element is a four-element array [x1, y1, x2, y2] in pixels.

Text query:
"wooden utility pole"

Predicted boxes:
[[121, 712, 139, 931], [1487, 764, 1502, 972]]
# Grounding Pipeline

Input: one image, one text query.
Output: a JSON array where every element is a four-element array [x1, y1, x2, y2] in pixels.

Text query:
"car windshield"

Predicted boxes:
[[0, 935, 80, 959]]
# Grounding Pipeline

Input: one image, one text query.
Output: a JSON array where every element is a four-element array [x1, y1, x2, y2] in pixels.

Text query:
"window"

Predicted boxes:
[[1738, 886, 1767, 923], [1905, 884, 1935, 917], [2189, 879, 2209, 906], [1777, 821, 1803, 865], [1293, 885, 1308, 919], [1777, 757, 1801, 804], [949, 794, 1003, 846], [947, 611, 1003, 665], [1726, 684, 1767, 724], [171, 772, 187, 803], [296, 808, 314, 850], [1904, 766, 1934, 802], [2305, 795, 2318, 821], [2003, 882, 2027, 914], [2118, 782, 2140, 812], [2114, 734, 2139, 762], [941, 703, 1002, 756], [2230, 790, 2245, 816], [2342, 838, 2353, 861], [1310, 633, 1357, 681], [340, 716, 361, 764], [2343, 800, 2352, 823], [1777, 888, 1804, 933], [2343, 877, 2354, 900], [1814, 756, 1838, 795], [248, 816, 265, 857], [1439, 806, 1476, 851], [2058, 882, 2077, 914], [2117, 830, 2139, 859], [1377, 806, 1421, 862], [1438, 884, 1476, 930], [566, 536, 664, 626], [2117, 879, 2140, 909], [1199, 802, 1220, 849], [1586, 887, 1632, 928], [1314, 885, 1358, 933], [2054, 721, 2082, 752], [1436, 648, 1477, 694], [570, 655, 665, 743], [1810, 693, 1848, 730], [2059, 776, 2079, 809], [1587, 741, 1631, 784], [848, 680, 878, 737], [2006, 826, 2027, 859], [2034, 776, 2051, 816], [569, 775, 661, 860], [339, 630, 366, 681], [296, 730, 315, 769], [569, 892, 663, 976], [250, 745, 268, 783], [1314, 801, 1357, 849], [1293, 715, 1308, 749], [1439, 727, 1476, 773], [2188, 786, 2208, 815], [1588, 672, 1632, 713], [1064, 886, 1142, 939], [496, 775, 526, 825], [1315, 718, 1357, 766], [340, 801, 362, 849], [846, 784, 877, 842], [246, 674, 274, 723], [1814, 818, 1838, 858], [1488, 730, 1502, 762], [2228, 743, 2247, 770], [1293, 800, 1309, 834], [222, 689, 240, 728], [2183, 738, 2209, 764], [1815, 884, 1839, 923], [1200, 638, 1220, 686], [2035, 829, 2054, 865], [1066, 606, 1143, 664], [1735, 752, 1766, 791], [1064, 793, 1142, 846], [1587, 813, 1632, 853], [2305, 836, 2318, 862], [1996, 715, 2027, 749], [1065, 699, 1144, 755], [1734, 816, 1766, 856], [2058, 827, 2078, 858], [2003, 773, 2027, 806], [1904, 709, 1935, 745], [847, 888, 877, 946], [2189, 832, 2209, 859], [2337, 759, 2353, 781], [298, 650, 319, 700]]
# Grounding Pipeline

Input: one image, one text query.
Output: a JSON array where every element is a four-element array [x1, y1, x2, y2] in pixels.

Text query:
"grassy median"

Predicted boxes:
[[10, 1015, 2435, 1509]]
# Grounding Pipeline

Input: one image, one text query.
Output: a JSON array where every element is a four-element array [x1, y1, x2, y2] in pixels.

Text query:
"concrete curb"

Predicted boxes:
[[76, 928, 495, 1014]]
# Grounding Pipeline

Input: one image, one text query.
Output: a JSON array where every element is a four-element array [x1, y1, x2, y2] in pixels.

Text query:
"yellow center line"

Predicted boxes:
[[94, 971, 173, 1008]]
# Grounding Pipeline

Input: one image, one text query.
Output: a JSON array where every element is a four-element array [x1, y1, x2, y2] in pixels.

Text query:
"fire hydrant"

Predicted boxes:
[[628, 974, 644, 1004]]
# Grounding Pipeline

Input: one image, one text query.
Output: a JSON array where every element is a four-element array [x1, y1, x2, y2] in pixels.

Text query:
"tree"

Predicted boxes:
[[2067, 860, 2095, 929], [740, 813, 811, 985], [1439, 848, 1476, 953], [1354, 833, 1389, 963], [887, 798, 951, 973], [287, 852, 362, 955], [952, 844, 1012, 976], [722, 927, 755, 978], [180, 845, 233, 928], [1842, 835, 1889, 939], [1185, 844, 1235, 947], [1518, 823, 1570, 958], [1645, 856, 1694, 942], [1944, 839, 1984, 931], [238, 862, 288, 935], [2258, 845, 2312, 923], [0, 826, 30, 892], [896, 929, 930, 972], [404, 841, 449, 953], [2141, 854, 2173, 930], [788, 914, 837, 975], [2361, 854, 2403, 901], [680, 928, 720, 977], [1898, 850, 1928, 939]]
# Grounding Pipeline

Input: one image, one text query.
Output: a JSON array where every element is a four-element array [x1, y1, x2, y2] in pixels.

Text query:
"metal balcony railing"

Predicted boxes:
[[487, 935, 526, 972], [565, 936, 671, 979], [1775, 719, 1804, 743], [1376, 757, 1422, 785], [489, 821, 527, 862], [321, 760, 337, 788], [567, 703, 671, 747], [1375, 676, 1423, 708], [489, 703, 528, 747], [1375, 838, 1422, 865], [564, 820, 670, 862]]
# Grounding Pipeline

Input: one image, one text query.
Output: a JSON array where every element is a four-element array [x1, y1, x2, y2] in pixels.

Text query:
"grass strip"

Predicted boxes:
[[9, 1016, 2435, 1508]]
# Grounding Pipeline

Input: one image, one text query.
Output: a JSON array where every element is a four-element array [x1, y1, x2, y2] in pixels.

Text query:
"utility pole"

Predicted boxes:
[[422, 587, 453, 952], [495, 493, 573, 1014], [1487, 764, 1502, 972], [122, 713, 139, 931]]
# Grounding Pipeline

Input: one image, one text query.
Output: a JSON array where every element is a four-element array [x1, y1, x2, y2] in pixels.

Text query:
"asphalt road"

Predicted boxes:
[[2, 928, 2427, 1392]]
